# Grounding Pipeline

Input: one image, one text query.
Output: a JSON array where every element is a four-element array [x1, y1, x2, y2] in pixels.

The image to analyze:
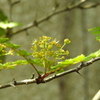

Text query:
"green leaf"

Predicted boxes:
[[0, 28, 5, 36], [2, 62, 15, 69], [0, 9, 8, 21], [0, 22, 22, 29], [12, 60, 28, 65], [0, 63, 4, 70], [84, 50, 100, 62], [88, 27, 100, 35], [18, 50, 32, 57], [88, 27, 100, 32], [0, 60, 29, 70], [0, 38, 9, 43], [91, 31, 100, 35], [72, 54, 85, 62], [4, 42, 21, 49], [28, 59, 43, 66], [0, 22, 8, 29], [50, 54, 85, 71], [94, 50, 100, 57], [6, 22, 22, 28], [84, 53, 95, 61], [38, 71, 43, 74], [96, 35, 100, 41], [88, 27, 100, 41], [59, 59, 74, 65], [59, 54, 85, 65], [56, 69, 64, 73], [50, 65, 58, 70]]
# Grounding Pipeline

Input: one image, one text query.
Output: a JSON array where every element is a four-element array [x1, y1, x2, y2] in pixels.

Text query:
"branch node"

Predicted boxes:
[[0, 57, 100, 89], [77, 62, 84, 70], [33, 20, 38, 26], [10, 79, 17, 87], [13, 78, 17, 85], [11, 0, 21, 6], [54, 74, 57, 77], [52, 0, 59, 11]]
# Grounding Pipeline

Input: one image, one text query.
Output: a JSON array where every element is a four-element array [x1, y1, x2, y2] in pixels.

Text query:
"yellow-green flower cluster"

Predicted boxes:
[[0, 43, 14, 56], [0, 43, 7, 54], [0, 44, 6, 50], [31, 36, 70, 60]]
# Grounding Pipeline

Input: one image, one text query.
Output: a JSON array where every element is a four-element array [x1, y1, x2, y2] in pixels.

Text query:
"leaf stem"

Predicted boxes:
[[12, 48, 40, 76], [43, 60, 46, 74], [60, 43, 66, 50]]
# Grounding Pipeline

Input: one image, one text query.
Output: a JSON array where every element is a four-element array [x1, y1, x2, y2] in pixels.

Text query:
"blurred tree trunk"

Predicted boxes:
[[81, 10, 89, 100]]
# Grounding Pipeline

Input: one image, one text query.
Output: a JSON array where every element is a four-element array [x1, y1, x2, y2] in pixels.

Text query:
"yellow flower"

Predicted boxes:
[[59, 49, 65, 53], [2, 50, 7, 53], [8, 50, 14, 55], [0, 44, 6, 48], [32, 39, 38, 45], [48, 45, 53, 49], [56, 43, 61, 48], [64, 38, 71, 44], [65, 50, 69, 55], [31, 45, 37, 51], [50, 41, 57, 45]]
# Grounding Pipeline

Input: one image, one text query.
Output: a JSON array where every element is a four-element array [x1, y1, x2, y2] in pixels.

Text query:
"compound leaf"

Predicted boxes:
[[0, 38, 9, 43], [4, 42, 21, 49], [88, 27, 100, 32], [0, 9, 8, 21], [0, 28, 5, 36], [18, 50, 32, 57]]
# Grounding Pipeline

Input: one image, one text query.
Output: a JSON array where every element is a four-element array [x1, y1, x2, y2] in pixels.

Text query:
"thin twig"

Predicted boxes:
[[8, 0, 21, 21], [0, 57, 100, 89], [9, 0, 100, 37], [92, 90, 100, 100], [43, 57, 100, 83], [12, 48, 40, 76]]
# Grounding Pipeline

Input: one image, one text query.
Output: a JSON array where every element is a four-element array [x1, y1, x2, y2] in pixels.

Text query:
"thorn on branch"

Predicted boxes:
[[30, 73, 35, 79], [33, 20, 38, 26], [52, 0, 59, 11], [0, 58, 100, 89], [54, 74, 56, 77], [10, 79, 17, 87], [25, 29, 29, 36], [11, 0, 21, 6], [10, 0, 100, 37], [76, 70, 83, 77]]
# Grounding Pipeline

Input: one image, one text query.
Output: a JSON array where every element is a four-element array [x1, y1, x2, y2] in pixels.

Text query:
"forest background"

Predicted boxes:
[[0, 0, 100, 100]]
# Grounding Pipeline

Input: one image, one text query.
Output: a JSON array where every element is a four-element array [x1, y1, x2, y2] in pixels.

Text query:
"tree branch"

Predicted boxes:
[[43, 57, 100, 83], [9, 0, 100, 37], [92, 90, 100, 100], [8, 0, 21, 21], [0, 57, 100, 89]]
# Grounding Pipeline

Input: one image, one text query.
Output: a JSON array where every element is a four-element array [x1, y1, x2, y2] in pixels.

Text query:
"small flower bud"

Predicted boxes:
[[64, 39, 71, 44]]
